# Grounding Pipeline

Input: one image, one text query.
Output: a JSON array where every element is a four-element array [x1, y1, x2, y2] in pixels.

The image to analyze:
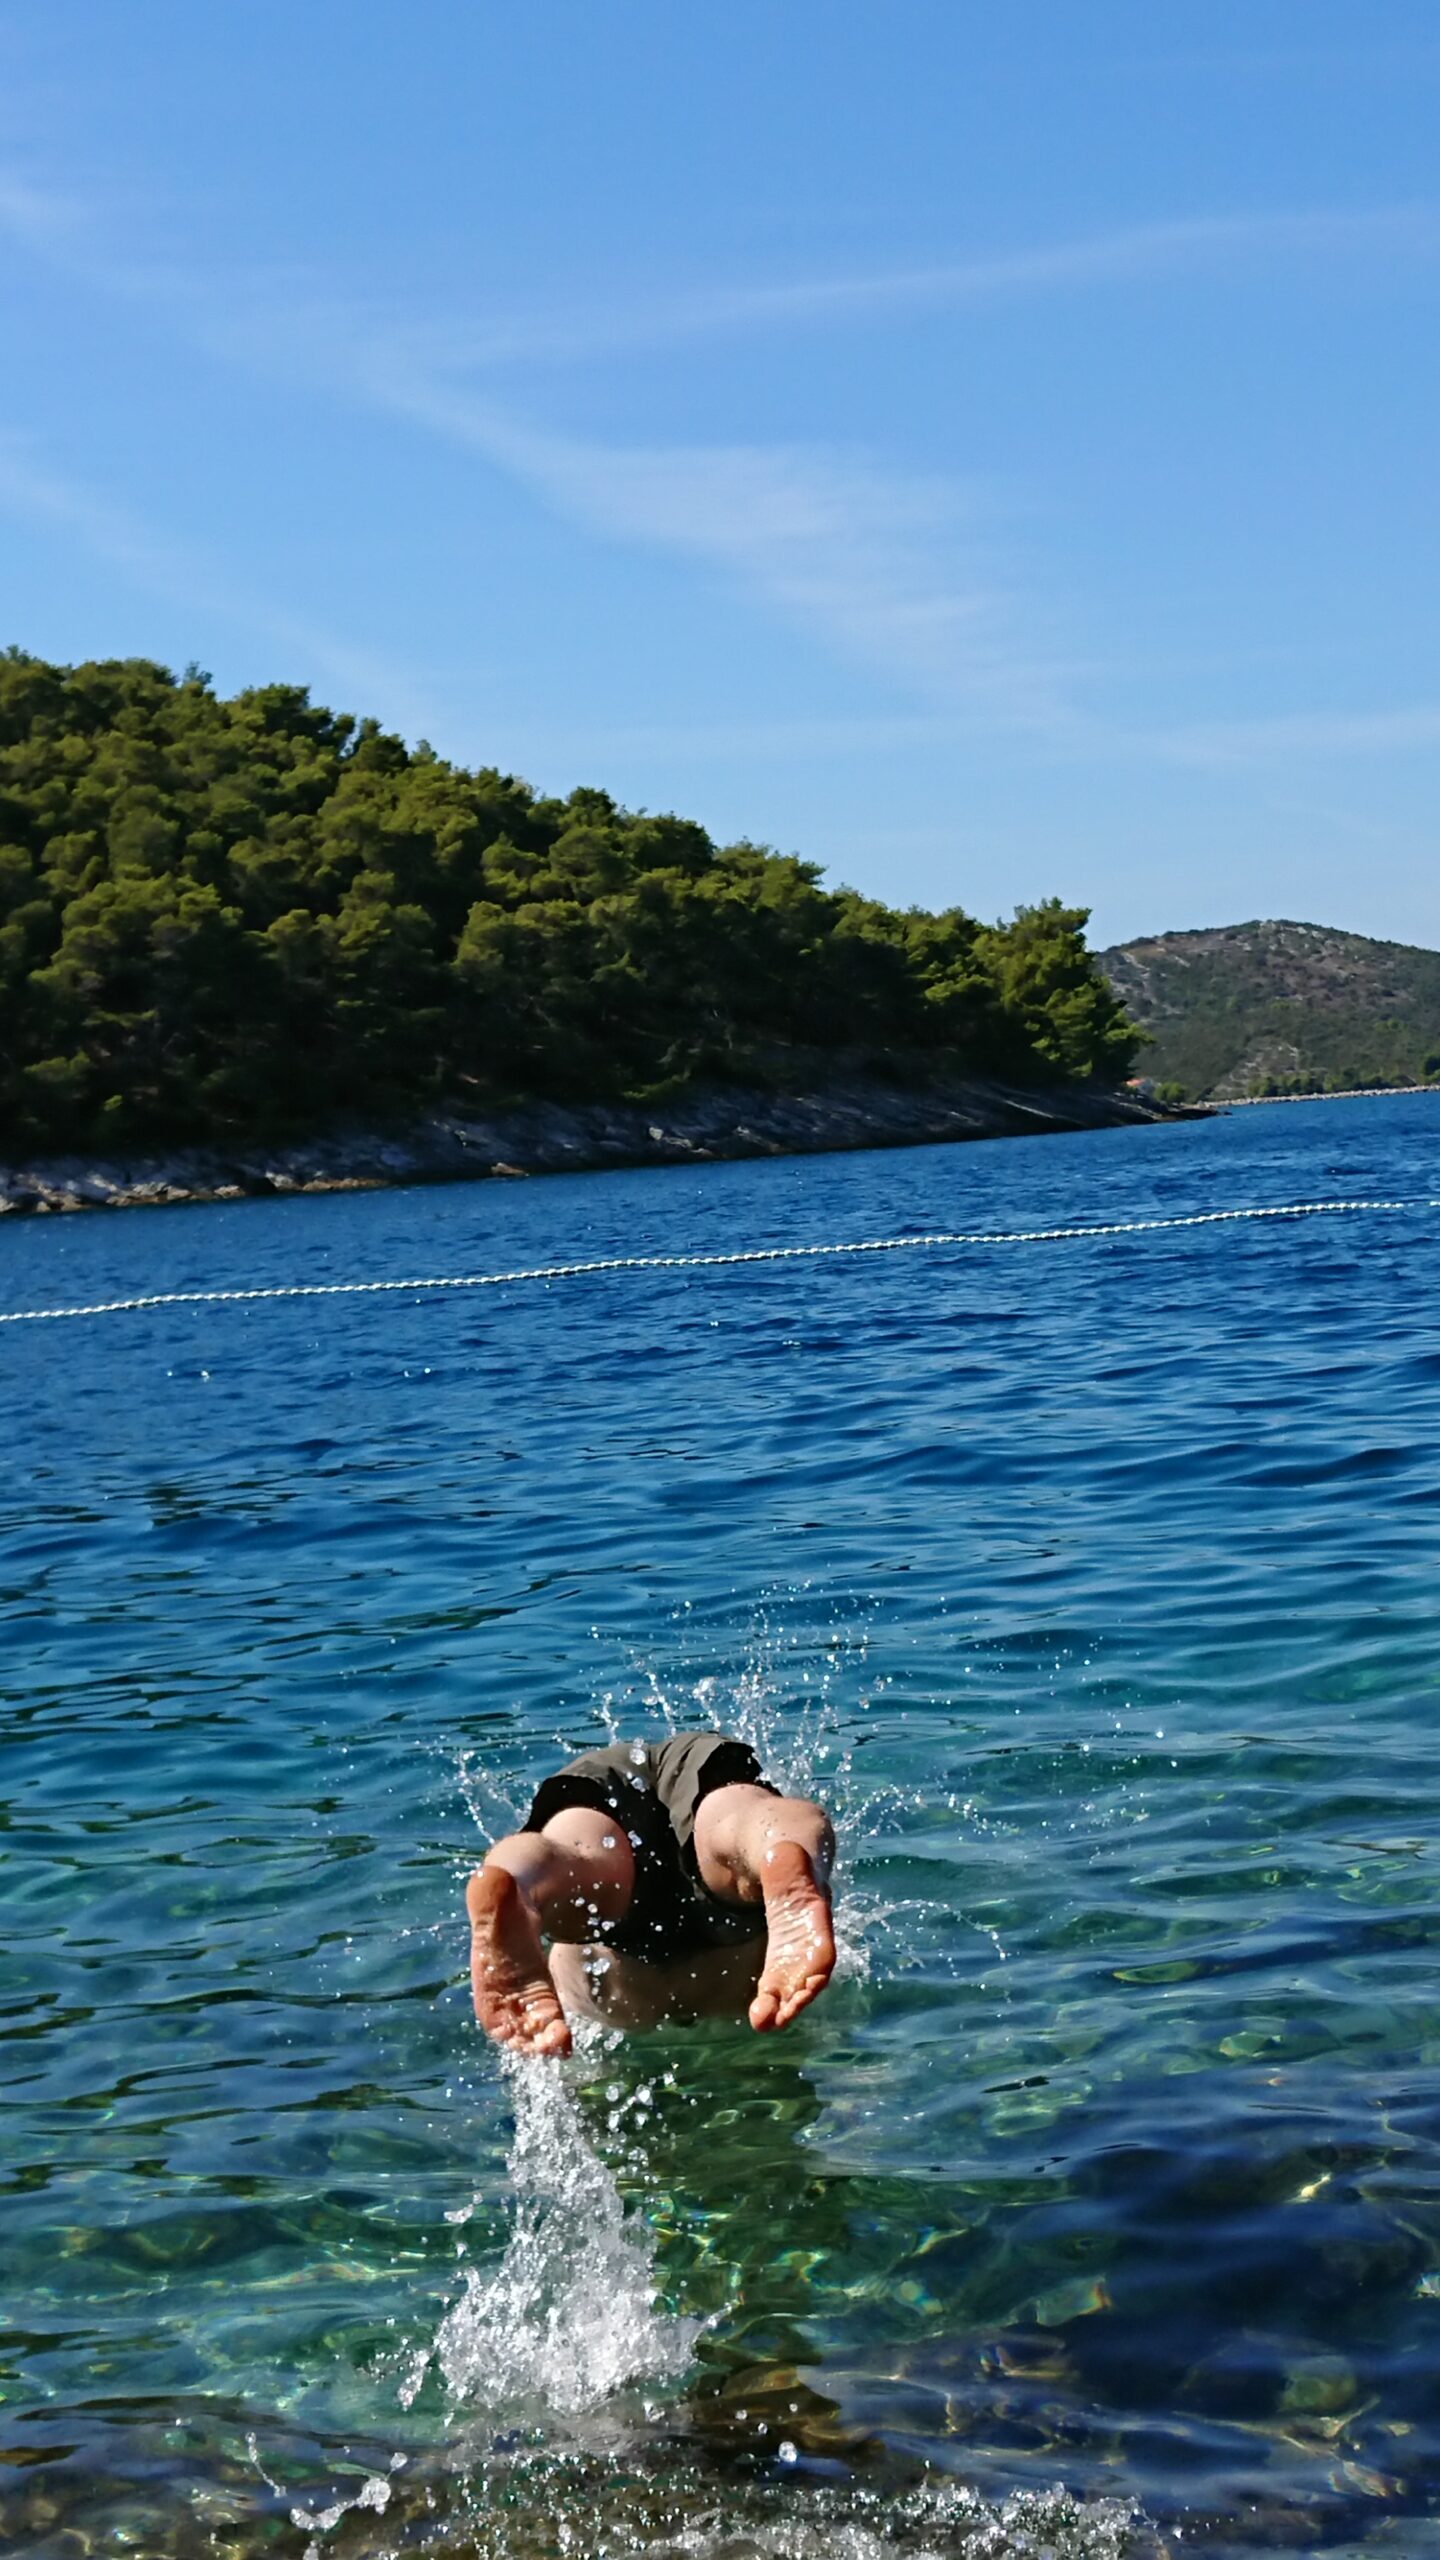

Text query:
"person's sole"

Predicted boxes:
[[750, 1841, 837, 2031], [468, 1867, 572, 2056]]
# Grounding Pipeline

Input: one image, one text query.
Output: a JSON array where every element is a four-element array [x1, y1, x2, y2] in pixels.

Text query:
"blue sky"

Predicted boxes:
[[2, 1, 1438, 950]]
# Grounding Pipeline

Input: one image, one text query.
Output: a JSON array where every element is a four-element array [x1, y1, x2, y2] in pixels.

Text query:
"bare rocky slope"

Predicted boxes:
[[0, 1069, 1185, 1216], [1098, 919, 1440, 1101]]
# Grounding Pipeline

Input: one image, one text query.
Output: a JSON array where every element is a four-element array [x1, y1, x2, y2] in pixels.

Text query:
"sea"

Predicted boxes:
[[3, 1092, 1440, 2560]]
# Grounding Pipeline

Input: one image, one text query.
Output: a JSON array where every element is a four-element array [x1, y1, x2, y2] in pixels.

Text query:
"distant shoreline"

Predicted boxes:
[[0, 1072, 1201, 1218], [1226, 1083, 1440, 1107]]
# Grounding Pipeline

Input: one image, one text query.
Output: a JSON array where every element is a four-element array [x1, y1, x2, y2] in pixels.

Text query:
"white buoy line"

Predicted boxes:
[[0, 1196, 1434, 1327]]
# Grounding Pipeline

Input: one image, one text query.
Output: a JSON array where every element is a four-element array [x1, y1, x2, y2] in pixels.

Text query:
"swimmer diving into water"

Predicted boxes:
[[467, 1732, 836, 2055]]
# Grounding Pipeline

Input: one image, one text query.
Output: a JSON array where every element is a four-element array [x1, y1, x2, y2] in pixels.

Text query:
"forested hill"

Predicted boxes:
[[0, 650, 1137, 1156], [1099, 919, 1440, 1100]]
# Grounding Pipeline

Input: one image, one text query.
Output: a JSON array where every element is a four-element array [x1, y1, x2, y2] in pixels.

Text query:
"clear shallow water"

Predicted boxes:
[[3, 1096, 1440, 2559]]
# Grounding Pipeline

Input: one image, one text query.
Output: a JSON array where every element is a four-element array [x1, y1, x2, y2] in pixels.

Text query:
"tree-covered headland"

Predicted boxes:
[[0, 650, 1139, 1155]]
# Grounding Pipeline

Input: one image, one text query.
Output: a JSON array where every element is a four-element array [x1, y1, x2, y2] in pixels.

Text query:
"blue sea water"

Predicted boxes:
[[3, 1095, 1440, 2560]]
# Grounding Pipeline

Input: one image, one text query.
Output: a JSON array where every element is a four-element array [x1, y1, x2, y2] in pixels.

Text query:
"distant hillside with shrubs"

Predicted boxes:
[[0, 648, 1138, 1155], [1099, 918, 1440, 1100]]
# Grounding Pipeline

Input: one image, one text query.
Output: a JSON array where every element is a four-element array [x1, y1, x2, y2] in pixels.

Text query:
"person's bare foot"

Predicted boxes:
[[467, 1867, 572, 2056], [749, 1840, 836, 2031]]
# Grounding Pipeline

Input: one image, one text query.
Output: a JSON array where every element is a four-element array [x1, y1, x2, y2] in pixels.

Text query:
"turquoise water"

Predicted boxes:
[[4, 1096, 1440, 2559]]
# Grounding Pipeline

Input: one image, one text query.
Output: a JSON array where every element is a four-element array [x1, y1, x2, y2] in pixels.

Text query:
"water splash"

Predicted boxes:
[[249, 2433, 1154, 2560], [413, 2046, 704, 2420], [601, 2478, 1147, 2560], [455, 1742, 527, 1848], [338, 2451, 1153, 2560], [603, 1622, 942, 1991], [429, 1619, 1007, 2456], [289, 2452, 406, 2559]]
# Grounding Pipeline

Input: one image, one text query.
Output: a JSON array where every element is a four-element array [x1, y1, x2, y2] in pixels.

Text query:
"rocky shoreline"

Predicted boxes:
[[0, 1071, 1203, 1216]]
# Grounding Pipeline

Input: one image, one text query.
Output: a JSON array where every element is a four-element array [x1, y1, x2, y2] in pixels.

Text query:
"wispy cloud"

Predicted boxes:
[[0, 434, 436, 722], [0, 439, 199, 596], [6, 162, 1438, 372], [0, 157, 1075, 741], [347, 363, 1085, 739], [324, 205, 1440, 372], [0, 169, 84, 254], [6, 166, 1440, 769], [1153, 703, 1440, 765]]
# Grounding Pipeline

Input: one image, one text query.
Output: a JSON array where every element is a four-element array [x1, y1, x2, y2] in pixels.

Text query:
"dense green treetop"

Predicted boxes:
[[0, 649, 1139, 1153]]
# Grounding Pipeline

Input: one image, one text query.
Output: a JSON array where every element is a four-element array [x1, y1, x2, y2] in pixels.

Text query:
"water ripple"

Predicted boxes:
[[4, 1095, 1440, 2555]]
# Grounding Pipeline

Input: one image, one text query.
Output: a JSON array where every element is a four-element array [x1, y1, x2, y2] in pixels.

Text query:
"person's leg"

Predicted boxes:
[[467, 1806, 635, 2057], [691, 1783, 837, 2031]]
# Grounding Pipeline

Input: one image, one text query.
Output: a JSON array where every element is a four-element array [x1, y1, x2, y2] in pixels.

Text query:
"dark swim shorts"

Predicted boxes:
[[525, 1729, 778, 1962]]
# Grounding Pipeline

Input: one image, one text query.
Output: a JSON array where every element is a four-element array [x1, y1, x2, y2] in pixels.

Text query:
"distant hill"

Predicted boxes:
[[1097, 919, 1440, 1101]]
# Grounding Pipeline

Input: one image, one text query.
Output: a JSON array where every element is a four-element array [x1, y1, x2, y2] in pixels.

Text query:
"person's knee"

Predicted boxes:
[[540, 1804, 636, 1932], [469, 1814, 635, 1935], [694, 1784, 834, 1898], [541, 1803, 630, 1865], [469, 1834, 537, 1906], [769, 1796, 835, 1880]]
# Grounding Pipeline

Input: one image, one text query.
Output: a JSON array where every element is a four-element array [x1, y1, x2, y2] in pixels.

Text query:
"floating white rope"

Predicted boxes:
[[0, 1196, 1434, 1327]]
